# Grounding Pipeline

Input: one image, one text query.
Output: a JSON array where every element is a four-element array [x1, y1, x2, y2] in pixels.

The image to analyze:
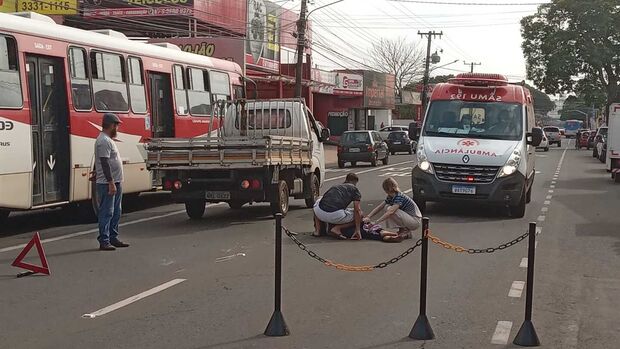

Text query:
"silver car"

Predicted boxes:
[[543, 126, 562, 147]]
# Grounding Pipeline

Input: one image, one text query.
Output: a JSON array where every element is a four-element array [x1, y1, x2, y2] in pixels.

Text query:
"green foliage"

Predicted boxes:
[[521, 0, 620, 108], [524, 83, 555, 116], [428, 74, 455, 84], [560, 95, 591, 121]]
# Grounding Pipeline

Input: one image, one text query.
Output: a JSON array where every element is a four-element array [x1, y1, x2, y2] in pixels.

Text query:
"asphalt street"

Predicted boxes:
[[1, 142, 619, 349]]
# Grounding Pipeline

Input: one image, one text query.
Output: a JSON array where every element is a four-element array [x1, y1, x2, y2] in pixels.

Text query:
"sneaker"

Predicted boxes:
[[99, 243, 116, 251], [110, 239, 130, 248]]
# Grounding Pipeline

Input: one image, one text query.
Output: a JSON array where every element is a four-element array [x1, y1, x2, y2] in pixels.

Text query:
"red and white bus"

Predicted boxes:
[[0, 12, 244, 223]]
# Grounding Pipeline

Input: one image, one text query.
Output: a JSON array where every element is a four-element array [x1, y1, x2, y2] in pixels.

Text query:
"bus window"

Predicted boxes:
[[210, 70, 230, 102], [0, 35, 22, 108], [90, 51, 128, 112], [187, 67, 211, 116], [68, 47, 92, 111], [127, 57, 147, 114], [173, 65, 188, 115]]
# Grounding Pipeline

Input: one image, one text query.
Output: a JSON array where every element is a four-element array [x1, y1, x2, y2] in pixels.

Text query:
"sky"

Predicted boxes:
[[283, 0, 550, 82]]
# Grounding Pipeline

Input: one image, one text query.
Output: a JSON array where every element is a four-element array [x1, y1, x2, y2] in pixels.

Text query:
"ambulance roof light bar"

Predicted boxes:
[[449, 73, 509, 87]]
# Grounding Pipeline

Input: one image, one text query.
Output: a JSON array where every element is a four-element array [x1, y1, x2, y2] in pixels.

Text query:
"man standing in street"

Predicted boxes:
[[313, 173, 363, 240], [94, 113, 130, 251]]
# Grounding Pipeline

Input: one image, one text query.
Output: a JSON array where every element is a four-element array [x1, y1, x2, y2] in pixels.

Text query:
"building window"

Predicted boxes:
[[127, 57, 147, 114], [187, 67, 211, 116], [68, 47, 92, 111], [173, 65, 188, 115], [0, 35, 22, 108], [90, 51, 128, 112]]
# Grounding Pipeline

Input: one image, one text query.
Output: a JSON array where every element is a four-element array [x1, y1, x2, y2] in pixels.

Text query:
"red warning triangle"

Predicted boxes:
[[11, 232, 50, 275]]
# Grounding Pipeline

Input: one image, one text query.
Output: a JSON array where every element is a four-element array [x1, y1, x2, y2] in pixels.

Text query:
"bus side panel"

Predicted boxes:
[[0, 116, 33, 209]]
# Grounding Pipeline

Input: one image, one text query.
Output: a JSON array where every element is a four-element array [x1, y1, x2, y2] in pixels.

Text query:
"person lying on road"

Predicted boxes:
[[313, 173, 363, 240], [364, 177, 422, 238]]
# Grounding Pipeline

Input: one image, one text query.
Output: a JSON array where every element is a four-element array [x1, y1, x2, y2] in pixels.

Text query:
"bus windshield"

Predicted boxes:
[[423, 100, 523, 141], [565, 120, 583, 131]]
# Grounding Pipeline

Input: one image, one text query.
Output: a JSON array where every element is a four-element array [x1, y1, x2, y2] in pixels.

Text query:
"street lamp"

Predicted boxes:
[[430, 59, 460, 73]]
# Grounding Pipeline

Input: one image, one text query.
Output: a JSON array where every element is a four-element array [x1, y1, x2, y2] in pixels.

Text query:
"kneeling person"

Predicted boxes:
[[365, 177, 422, 238], [313, 173, 363, 239]]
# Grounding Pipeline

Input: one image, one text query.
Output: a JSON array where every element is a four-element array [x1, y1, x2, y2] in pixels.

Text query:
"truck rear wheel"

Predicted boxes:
[[304, 173, 320, 208], [185, 200, 206, 219], [270, 180, 289, 217]]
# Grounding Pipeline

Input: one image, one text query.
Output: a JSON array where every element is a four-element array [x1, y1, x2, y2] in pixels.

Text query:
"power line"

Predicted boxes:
[[388, 0, 546, 6]]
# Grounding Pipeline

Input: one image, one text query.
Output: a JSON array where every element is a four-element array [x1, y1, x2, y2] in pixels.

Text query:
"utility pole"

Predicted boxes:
[[294, 0, 309, 98], [464, 61, 481, 73], [418, 31, 443, 119]]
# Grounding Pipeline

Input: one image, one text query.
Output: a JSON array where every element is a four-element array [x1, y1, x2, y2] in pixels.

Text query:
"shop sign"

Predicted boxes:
[[1, 0, 78, 15], [148, 37, 245, 66], [334, 72, 363, 96], [363, 71, 395, 109], [82, 0, 193, 17], [328, 111, 348, 118]]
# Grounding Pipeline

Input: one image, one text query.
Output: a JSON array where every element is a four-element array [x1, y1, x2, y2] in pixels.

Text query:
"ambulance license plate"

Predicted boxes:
[[452, 185, 476, 195], [206, 191, 231, 200], [349, 148, 360, 152]]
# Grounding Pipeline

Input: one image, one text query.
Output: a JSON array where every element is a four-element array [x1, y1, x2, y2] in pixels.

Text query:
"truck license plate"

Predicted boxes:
[[393, 141, 402, 144], [206, 191, 231, 200], [349, 148, 360, 152], [452, 185, 476, 195]]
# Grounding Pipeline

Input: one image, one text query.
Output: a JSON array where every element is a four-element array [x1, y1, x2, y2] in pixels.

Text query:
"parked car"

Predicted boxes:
[[379, 126, 408, 139], [587, 131, 598, 149], [536, 131, 550, 151], [592, 127, 608, 158], [338, 130, 389, 168], [386, 131, 415, 154], [542, 126, 562, 147]]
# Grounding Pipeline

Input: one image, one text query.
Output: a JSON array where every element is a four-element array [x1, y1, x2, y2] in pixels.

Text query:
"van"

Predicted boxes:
[[410, 73, 543, 217]]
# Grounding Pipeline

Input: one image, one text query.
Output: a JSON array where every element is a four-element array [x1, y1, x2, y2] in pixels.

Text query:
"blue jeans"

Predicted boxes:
[[97, 182, 122, 244]]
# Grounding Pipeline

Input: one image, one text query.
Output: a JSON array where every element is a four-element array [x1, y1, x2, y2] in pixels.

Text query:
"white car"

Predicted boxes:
[[379, 126, 409, 139], [537, 131, 550, 152]]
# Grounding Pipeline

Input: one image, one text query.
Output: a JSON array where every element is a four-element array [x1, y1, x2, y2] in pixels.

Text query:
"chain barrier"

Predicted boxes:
[[425, 229, 529, 254], [282, 227, 423, 272]]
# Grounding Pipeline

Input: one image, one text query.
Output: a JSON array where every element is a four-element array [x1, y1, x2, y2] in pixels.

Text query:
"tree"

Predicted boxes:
[[368, 37, 424, 96], [560, 95, 592, 121], [521, 0, 620, 119], [428, 74, 455, 84], [524, 83, 555, 116]]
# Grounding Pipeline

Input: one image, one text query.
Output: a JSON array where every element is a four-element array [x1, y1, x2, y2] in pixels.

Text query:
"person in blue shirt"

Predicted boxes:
[[364, 177, 422, 238]]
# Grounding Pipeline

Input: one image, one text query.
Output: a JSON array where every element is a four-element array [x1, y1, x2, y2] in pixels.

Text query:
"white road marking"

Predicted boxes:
[[508, 281, 525, 298], [544, 200, 551, 205], [325, 160, 413, 182], [550, 185, 556, 189], [403, 189, 413, 194], [215, 253, 246, 263], [491, 321, 513, 345], [536, 227, 542, 235], [535, 170, 542, 174], [551, 181, 556, 184], [520, 258, 528, 268], [541, 207, 549, 212], [535, 241, 538, 249], [82, 278, 186, 319], [548, 190, 554, 193], [537, 215, 546, 222]]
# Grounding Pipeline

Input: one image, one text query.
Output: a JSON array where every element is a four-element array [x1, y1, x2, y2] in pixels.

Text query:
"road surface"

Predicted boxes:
[[1, 141, 619, 349]]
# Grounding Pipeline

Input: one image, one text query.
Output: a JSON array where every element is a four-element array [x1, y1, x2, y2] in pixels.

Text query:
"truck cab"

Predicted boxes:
[[411, 73, 543, 217]]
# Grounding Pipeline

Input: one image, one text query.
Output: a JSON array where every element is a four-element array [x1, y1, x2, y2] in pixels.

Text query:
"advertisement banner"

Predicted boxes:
[[82, 0, 193, 17], [148, 37, 245, 66], [334, 72, 363, 96], [246, 0, 280, 72], [0, 0, 16, 13], [363, 71, 395, 109], [15, 0, 78, 14]]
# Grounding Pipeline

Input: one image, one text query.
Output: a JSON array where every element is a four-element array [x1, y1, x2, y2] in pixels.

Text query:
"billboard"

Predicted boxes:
[[363, 71, 395, 109], [246, 0, 280, 72], [1, 0, 78, 15], [82, 0, 194, 18], [148, 37, 245, 67], [311, 69, 363, 96]]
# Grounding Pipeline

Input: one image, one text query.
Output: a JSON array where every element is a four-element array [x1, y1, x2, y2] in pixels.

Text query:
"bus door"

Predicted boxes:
[[26, 55, 70, 206], [148, 72, 174, 138]]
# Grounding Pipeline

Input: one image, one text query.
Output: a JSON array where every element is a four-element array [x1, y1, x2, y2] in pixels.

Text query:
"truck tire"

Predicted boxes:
[[270, 180, 290, 217], [509, 191, 526, 218], [382, 155, 389, 165], [338, 160, 345, 169], [228, 201, 244, 209], [185, 200, 206, 219], [304, 173, 320, 208]]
